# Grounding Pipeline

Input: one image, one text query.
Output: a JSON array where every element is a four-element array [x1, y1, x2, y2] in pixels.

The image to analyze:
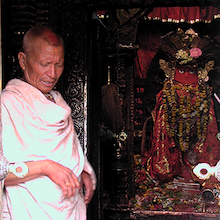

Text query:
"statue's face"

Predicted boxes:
[[174, 66, 198, 85]]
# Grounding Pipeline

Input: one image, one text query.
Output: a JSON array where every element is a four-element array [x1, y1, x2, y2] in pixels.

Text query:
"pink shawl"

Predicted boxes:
[[2, 79, 96, 220]]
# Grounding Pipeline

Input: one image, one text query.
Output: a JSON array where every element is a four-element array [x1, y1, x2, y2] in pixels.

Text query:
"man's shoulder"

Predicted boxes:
[[2, 88, 23, 106], [2, 79, 26, 101]]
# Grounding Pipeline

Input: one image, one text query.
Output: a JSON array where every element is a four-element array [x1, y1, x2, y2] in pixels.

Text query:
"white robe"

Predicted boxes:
[[1, 79, 96, 220]]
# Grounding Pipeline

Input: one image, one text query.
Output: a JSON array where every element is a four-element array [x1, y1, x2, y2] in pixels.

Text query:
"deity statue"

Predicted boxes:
[[142, 28, 220, 185]]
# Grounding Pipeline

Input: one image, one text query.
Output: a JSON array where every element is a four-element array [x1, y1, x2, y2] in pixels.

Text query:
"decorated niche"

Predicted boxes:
[[96, 5, 220, 219], [131, 10, 220, 220]]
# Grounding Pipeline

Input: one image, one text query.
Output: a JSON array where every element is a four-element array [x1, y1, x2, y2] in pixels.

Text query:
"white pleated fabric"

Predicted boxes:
[[1, 79, 96, 220]]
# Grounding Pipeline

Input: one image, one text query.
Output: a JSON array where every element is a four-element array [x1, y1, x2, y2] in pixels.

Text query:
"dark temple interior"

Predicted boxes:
[[2, 1, 220, 219]]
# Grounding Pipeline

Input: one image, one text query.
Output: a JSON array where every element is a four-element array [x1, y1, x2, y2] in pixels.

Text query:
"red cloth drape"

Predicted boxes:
[[147, 6, 220, 23], [134, 29, 161, 78], [134, 50, 156, 79], [142, 84, 220, 183]]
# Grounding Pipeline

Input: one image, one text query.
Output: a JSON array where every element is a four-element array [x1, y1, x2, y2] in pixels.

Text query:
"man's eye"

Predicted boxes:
[[41, 63, 49, 67], [57, 63, 64, 67], [189, 71, 195, 74], [179, 70, 185, 74]]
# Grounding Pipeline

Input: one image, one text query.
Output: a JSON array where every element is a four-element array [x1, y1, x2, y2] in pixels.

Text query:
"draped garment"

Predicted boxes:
[[1, 79, 96, 220], [143, 82, 220, 183]]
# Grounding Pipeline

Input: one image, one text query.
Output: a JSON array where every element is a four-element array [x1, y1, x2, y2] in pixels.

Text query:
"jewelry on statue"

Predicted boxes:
[[216, 132, 220, 141], [193, 163, 216, 180], [162, 81, 211, 152], [193, 161, 220, 182]]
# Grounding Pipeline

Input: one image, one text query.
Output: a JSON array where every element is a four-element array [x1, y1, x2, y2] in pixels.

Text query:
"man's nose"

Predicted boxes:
[[47, 64, 56, 78]]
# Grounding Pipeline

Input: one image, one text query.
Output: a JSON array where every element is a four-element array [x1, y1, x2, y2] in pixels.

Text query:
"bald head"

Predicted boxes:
[[18, 25, 65, 93], [22, 26, 64, 57]]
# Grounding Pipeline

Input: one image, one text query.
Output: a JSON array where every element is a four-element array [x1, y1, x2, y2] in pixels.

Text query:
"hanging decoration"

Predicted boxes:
[[147, 6, 220, 23]]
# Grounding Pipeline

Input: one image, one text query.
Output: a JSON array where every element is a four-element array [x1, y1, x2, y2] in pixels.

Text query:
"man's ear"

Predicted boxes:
[[18, 52, 26, 70]]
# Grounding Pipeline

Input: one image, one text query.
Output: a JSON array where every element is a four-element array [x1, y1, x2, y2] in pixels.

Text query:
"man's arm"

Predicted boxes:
[[5, 160, 80, 198]]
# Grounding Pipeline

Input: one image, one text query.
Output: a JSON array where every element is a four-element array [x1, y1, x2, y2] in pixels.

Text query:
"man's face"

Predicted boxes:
[[174, 66, 198, 85], [19, 38, 64, 94]]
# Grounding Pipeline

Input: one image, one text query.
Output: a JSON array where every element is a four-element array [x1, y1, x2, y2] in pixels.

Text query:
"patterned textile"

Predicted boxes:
[[147, 6, 220, 23], [142, 81, 220, 184]]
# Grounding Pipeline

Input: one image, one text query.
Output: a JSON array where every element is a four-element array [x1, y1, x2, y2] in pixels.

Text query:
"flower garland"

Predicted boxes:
[[162, 81, 211, 152]]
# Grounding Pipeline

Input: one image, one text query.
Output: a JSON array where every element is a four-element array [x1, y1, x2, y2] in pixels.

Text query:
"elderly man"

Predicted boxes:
[[2, 26, 96, 219]]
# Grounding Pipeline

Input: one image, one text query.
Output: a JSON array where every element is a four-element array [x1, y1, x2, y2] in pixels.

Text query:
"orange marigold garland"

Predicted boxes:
[[162, 81, 211, 152]]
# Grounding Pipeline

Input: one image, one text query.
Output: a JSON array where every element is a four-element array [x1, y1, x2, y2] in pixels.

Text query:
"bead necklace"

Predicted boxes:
[[44, 93, 55, 103], [162, 81, 211, 152]]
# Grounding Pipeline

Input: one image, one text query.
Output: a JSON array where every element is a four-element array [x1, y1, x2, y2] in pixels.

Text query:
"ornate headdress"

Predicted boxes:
[[159, 28, 220, 83]]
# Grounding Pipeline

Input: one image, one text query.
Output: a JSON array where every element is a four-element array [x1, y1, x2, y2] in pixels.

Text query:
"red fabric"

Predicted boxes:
[[143, 83, 220, 183], [134, 27, 161, 78], [134, 49, 156, 78], [147, 6, 220, 23]]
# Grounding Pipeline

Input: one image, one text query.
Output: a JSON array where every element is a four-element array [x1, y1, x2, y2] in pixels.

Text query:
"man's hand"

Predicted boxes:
[[81, 171, 94, 204], [44, 160, 81, 198]]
